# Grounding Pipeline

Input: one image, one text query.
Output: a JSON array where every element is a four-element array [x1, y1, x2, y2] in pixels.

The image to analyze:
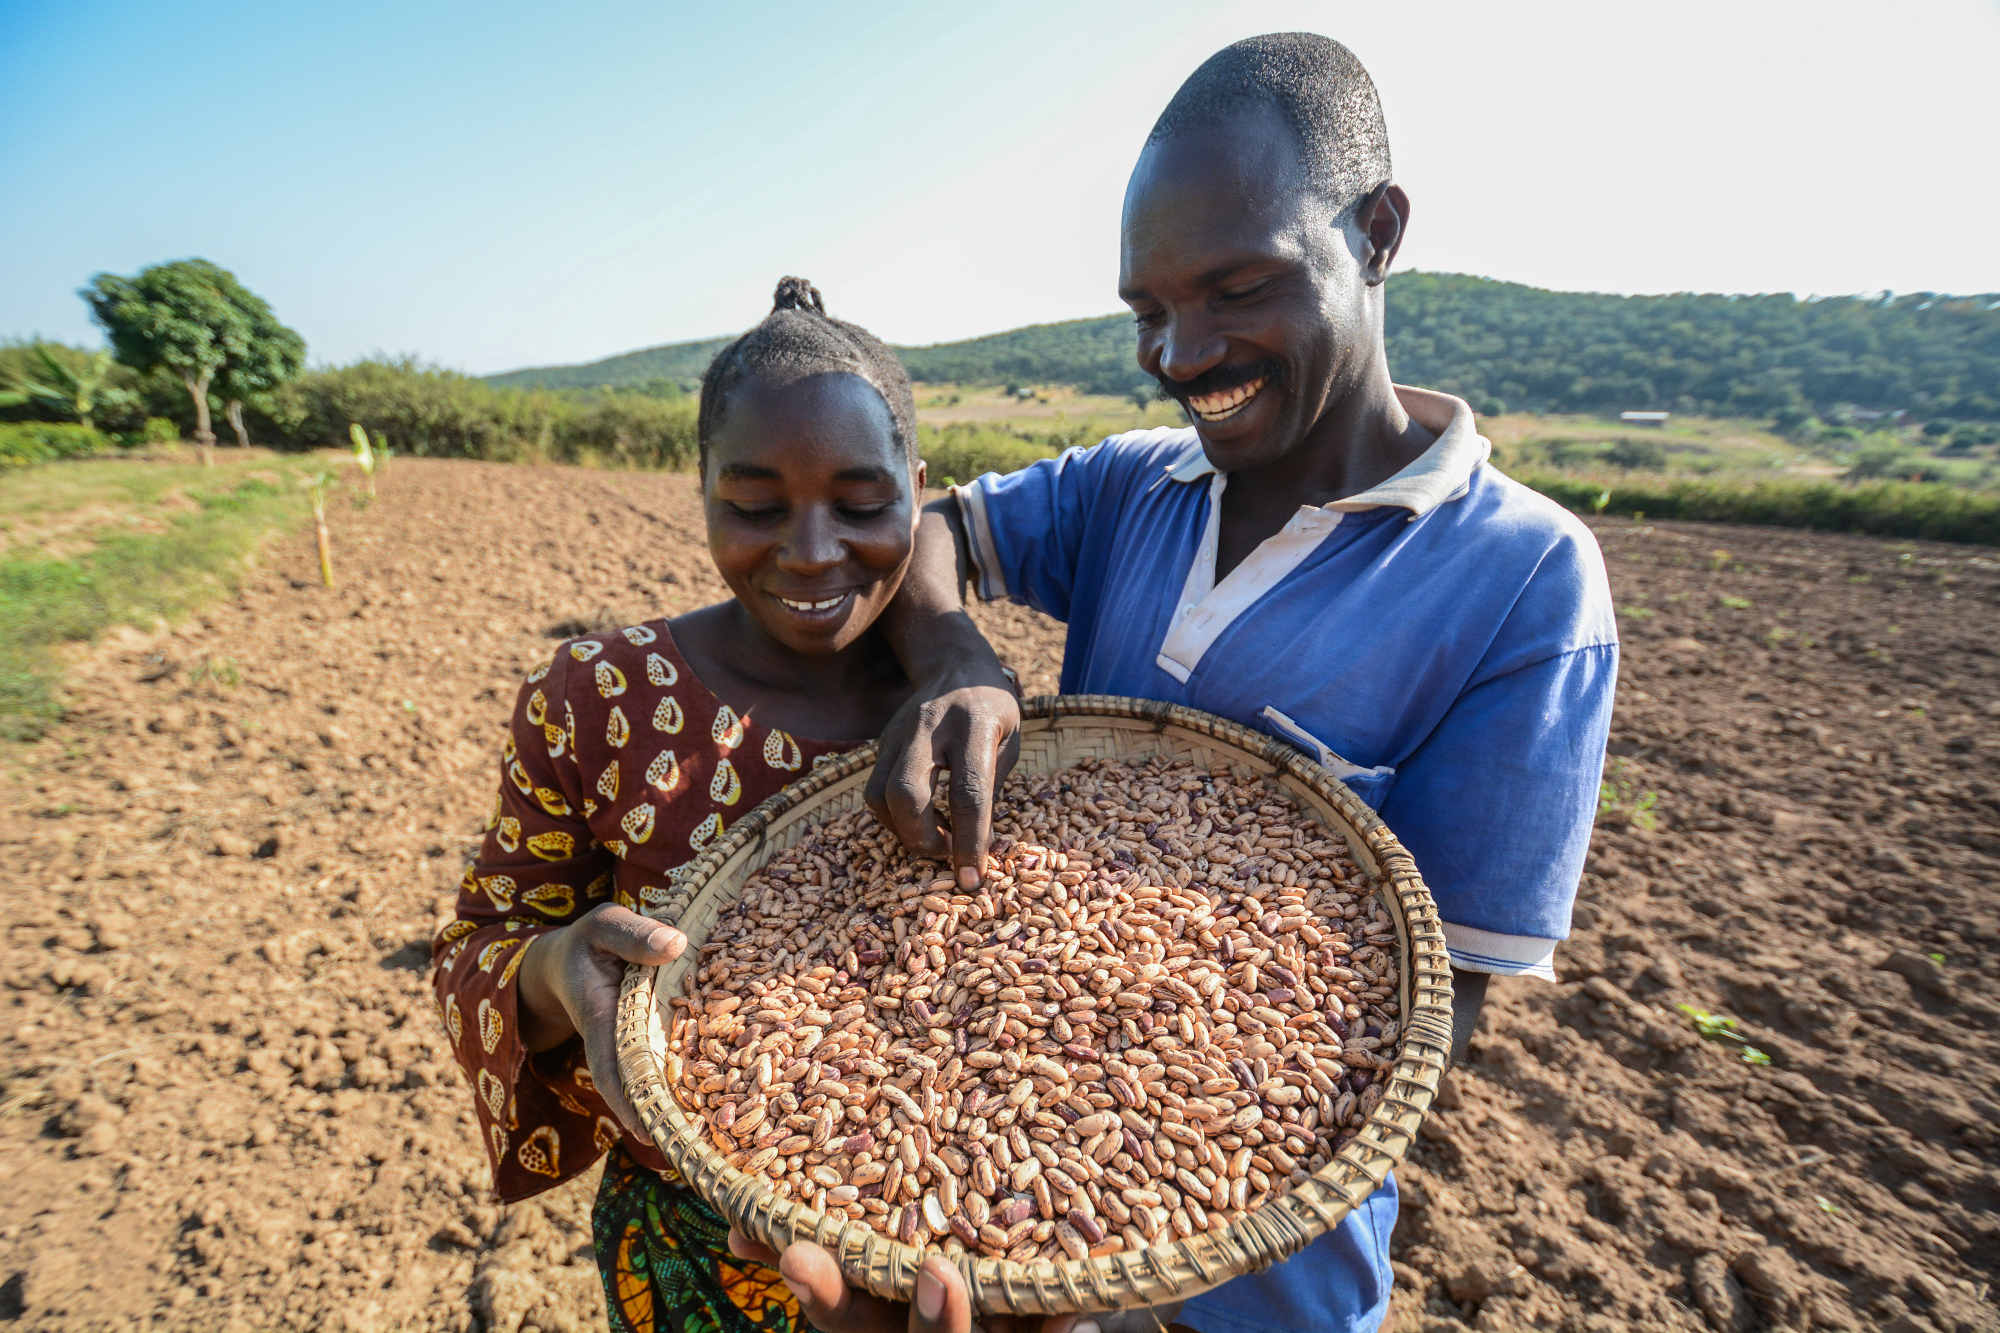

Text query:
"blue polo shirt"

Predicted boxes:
[[952, 386, 1616, 1333]]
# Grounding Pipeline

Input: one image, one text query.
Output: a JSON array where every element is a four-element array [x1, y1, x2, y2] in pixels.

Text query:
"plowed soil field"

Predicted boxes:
[[2, 458, 1997, 1333]]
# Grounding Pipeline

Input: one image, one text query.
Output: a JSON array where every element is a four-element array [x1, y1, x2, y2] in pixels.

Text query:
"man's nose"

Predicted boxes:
[[1155, 312, 1228, 386]]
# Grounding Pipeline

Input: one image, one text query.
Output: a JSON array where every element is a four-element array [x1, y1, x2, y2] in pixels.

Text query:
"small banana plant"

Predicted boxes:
[[295, 467, 339, 586], [349, 423, 378, 498]]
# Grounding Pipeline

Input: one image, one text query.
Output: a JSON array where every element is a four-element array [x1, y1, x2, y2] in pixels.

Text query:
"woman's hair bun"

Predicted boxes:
[[771, 276, 826, 316]]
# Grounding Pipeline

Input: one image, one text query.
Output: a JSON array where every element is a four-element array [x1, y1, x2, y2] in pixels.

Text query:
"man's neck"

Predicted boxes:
[[1214, 367, 1436, 579]]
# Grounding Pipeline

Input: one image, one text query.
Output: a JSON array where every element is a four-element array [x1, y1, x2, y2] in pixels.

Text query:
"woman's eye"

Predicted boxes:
[[839, 504, 893, 521], [728, 503, 784, 522]]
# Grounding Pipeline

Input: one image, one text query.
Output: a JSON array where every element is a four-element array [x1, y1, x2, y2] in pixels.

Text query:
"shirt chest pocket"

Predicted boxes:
[[1259, 706, 1399, 812]]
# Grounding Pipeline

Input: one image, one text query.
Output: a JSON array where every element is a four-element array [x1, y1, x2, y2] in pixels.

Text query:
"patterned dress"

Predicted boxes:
[[432, 621, 857, 1333]]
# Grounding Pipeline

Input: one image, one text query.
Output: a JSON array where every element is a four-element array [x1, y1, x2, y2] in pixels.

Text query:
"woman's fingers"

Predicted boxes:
[[569, 905, 686, 1137], [576, 903, 686, 965]]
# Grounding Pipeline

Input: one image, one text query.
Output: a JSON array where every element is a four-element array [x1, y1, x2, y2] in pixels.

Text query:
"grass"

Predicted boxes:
[[0, 454, 312, 741]]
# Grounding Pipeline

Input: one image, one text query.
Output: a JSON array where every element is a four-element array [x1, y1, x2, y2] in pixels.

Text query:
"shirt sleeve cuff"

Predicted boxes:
[[1442, 921, 1559, 981], [950, 482, 1009, 603]]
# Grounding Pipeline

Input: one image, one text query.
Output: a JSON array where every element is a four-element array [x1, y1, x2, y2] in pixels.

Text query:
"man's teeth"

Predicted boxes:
[[1188, 377, 1267, 422], [779, 594, 847, 612]]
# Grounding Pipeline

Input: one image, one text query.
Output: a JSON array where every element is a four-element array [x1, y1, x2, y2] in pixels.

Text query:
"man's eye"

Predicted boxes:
[[839, 504, 893, 521], [1220, 282, 1270, 303], [1132, 309, 1164, 328], [728, 503, 784, 521]]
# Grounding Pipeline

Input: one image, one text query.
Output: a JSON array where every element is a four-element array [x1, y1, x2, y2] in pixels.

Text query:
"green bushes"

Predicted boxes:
[[260, 359, 698, 468], [0, 421, 113, 466], [919, 424, 1060, 486], [1513, 470, 2000, 546]]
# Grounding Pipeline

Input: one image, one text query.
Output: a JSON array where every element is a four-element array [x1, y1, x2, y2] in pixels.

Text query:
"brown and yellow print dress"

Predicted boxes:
[[433, 622, 855, 1333]]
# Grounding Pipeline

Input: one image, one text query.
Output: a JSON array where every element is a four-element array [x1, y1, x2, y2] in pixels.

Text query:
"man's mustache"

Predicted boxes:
[[1153, 360, 1284, 403]]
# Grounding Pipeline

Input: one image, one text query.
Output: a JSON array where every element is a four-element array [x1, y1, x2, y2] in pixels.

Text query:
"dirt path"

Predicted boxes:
[[1, 459, 1995, 1332]]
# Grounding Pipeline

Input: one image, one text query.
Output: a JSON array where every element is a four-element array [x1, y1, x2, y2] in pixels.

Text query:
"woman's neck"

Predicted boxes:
[[668, 600, 911, 744]]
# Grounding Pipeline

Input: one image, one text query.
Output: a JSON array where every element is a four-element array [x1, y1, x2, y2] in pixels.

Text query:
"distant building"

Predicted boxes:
[[1619, 411, 1670, 427], [1851, 408, 1906, 425]]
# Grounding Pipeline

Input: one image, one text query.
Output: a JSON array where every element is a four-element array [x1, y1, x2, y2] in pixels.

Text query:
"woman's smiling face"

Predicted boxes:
[[702, 370, 923, 657]]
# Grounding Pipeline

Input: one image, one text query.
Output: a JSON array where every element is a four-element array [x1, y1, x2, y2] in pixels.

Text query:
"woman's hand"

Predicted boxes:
[[516, 903, 686, 1137], [727, 1232, 1185, 1333]]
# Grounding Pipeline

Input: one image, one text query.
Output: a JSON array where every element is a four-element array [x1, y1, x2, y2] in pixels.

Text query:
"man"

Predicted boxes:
[[736, 32, 1618, 1333]]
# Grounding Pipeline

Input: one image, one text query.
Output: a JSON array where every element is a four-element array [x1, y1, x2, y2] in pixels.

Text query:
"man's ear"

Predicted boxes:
[[1354, 182, 1410, 287]]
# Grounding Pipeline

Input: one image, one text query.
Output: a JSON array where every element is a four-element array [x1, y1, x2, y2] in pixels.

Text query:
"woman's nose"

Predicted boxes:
[[777, 507, 843, 570]]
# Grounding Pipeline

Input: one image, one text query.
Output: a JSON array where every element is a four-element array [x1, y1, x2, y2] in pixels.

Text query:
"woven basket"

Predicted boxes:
[[616, 695, 1453, 1317]]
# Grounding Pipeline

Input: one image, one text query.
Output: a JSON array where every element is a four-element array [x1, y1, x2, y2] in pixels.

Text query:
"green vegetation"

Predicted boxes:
[[1387, 273, 1998, 420], [259, 359, 699, 468], [1512, 470, 2000, 545], [484, 338, 729, 394], [0, 345, 116, 429], [0, 457, 309, 741], [1676, 1004, 1771, 1066], [87, 259, 262, 462], [480, 273, 2000, 426], [0, 422, 114, 467]]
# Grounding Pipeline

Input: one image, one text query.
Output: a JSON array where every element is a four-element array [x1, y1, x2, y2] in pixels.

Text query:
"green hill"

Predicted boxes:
[[484, 336, 734, 393], [483, 274, 2000, 419]]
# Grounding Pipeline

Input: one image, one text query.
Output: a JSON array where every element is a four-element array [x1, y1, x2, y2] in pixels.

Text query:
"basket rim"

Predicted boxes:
[[615, 694, 1454, 1316]]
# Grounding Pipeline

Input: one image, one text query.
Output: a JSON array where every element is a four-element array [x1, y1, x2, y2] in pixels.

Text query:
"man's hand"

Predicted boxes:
[[866, 663, 1021, 888], [515, 903, 686, 1137], [868, 498, 1024, 886], [727, 1233, 1184, 1333]]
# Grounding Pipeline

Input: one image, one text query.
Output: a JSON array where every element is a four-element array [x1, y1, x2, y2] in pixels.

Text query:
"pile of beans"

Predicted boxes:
[[663, 755, 1403, 1263]]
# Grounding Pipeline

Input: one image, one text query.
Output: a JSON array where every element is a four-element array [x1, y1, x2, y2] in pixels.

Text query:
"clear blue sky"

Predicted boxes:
[[4, 0, 1997, 375]]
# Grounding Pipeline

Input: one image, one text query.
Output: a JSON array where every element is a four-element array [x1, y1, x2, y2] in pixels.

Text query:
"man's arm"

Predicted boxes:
[[867, 498, 1021, 888]]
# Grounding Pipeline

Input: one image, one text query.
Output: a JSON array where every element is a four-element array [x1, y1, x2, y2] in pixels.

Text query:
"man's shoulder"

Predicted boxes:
[[1457, 463, 1601, 548], [1081, 425, 1202, 474]]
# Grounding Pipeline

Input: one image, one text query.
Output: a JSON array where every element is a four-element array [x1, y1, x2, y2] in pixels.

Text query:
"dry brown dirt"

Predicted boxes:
[[1, 458, 1996, 1333]]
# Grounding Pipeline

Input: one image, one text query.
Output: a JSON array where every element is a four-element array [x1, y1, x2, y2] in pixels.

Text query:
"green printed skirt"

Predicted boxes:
[[593, 1145, 804, 1333]]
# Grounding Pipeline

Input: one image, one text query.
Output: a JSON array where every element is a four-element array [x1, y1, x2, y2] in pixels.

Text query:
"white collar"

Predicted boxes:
[[1162, 385, 1490, 517]]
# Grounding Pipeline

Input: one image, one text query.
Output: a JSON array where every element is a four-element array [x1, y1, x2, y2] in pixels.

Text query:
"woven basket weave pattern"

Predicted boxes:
[[616, 695, 1453, 1316]]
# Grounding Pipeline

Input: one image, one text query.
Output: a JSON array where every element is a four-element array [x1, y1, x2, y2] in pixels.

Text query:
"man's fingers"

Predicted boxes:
[[776, 1240, 905, 1333], [581, 904, 686, 965], [873, 711, 952, 859], [911, 1255, 971, 1333], [944, 719, 1000, 889]]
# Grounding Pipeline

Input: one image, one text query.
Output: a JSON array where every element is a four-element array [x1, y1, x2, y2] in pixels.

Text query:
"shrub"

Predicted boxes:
[[0, 422, 112, 467], [257, 359, 699, 469], [917, 424, 1061, 487], [1512, 470, 2000, 546], [140, 417, 179, 444], [1603, 438, 1667, 470]]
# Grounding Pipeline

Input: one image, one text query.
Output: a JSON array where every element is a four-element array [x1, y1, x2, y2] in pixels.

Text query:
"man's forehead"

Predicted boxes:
[[1125, 106, 1330, 232]]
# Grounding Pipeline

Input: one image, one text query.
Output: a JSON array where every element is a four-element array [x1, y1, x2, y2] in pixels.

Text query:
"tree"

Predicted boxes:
[[85, 259, 256, 465], [213, 287, 305, 449], [0, 345, 117, 430]]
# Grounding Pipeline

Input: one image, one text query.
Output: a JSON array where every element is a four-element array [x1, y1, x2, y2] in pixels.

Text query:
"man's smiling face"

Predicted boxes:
[[1119, 102, 1386, 474]]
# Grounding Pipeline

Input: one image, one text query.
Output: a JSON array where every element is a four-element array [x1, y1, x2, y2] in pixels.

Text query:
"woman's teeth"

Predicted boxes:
[[1188, 377, 1266, 422], [778, 593, 847, 612]]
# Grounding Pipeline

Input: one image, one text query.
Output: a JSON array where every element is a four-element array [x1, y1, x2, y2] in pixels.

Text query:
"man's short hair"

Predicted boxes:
[[1148, 33, 1391, 216]]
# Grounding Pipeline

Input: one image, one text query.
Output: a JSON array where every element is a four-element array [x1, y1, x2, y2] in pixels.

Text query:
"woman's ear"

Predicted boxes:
[[913, 459, 928, 496]]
